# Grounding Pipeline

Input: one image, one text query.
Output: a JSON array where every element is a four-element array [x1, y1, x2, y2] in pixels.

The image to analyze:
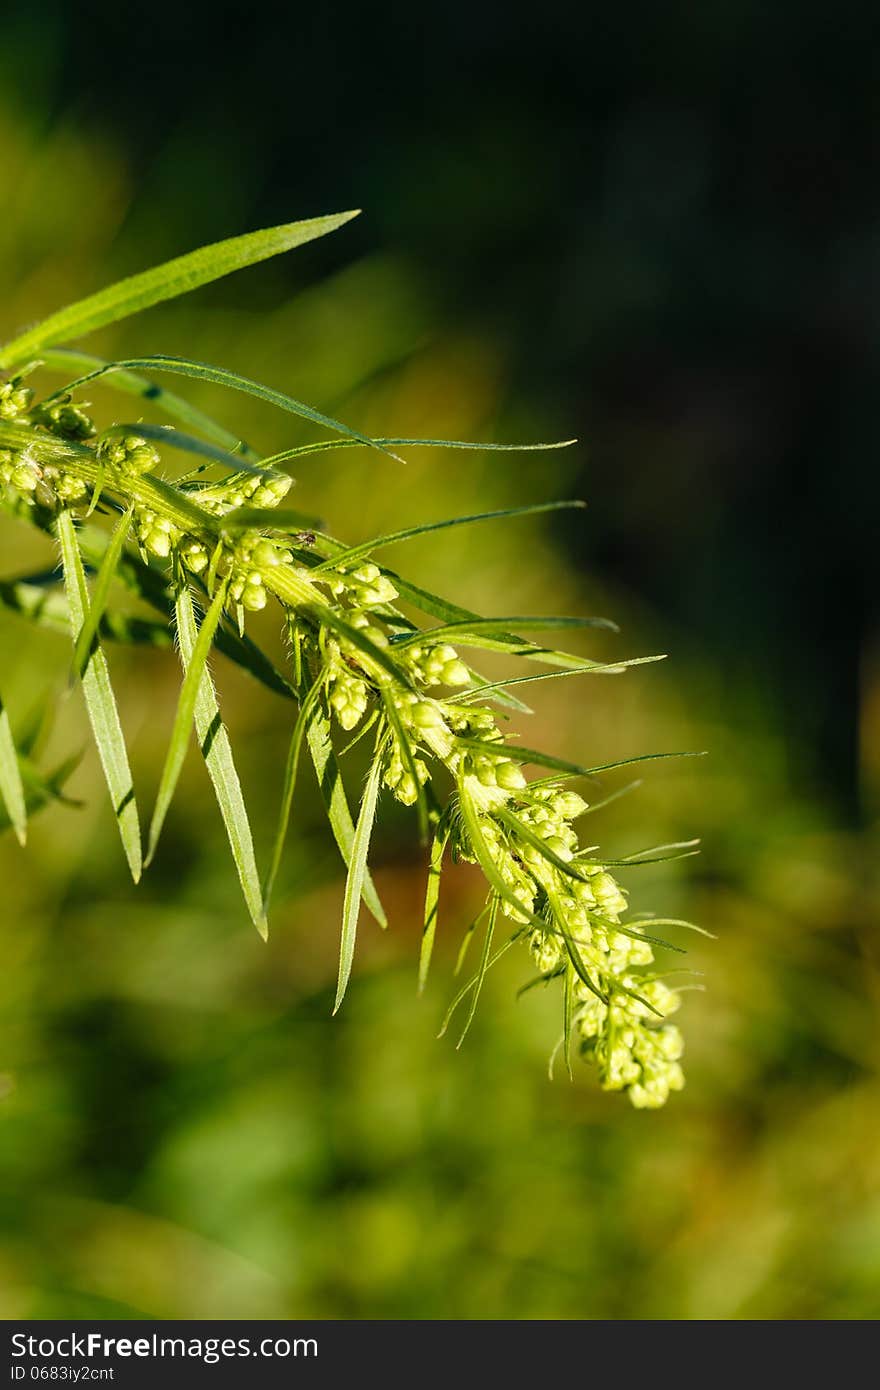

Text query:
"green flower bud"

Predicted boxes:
[[251, 474, 293, 508], [552, 791, 589, 820], [251, 539, 280, 568], [412, 702, 447, 732], [440, 659, 470, 686], [11, 461, 39, 491], [495, 761, 526, 791], [241, 581, 267, 612]]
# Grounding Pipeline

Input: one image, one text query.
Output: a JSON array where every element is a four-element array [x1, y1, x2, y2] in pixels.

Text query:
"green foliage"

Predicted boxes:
[[0, 216, 702, 1108]]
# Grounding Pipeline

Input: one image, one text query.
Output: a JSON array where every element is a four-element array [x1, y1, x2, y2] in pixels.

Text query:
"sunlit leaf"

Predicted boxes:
[[145, 577, 229, 867], [314, 500, 586, 574], [57, 510, 142, 881], [305, 703, 387, 927], [175, 587, 266, 937], [419, 814, 451, 993], [0, 213, 360, 367], [0, 694, 27, 845], [334, 738, 386, 1014]]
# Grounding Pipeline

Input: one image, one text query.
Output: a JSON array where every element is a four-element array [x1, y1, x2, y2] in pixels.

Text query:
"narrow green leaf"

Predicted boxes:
[[53, 355, 405, 464], [456, 738, 705, 782], [616, 838, 701, 863], [261, 676, 326, 920], [313, 501, 586, 574], [0, 751, 82, 834], [218, 505, 324, 533], [603, 921, 687, 954], [0, 573, 172, 648], [455, 894, 499, 1049], [517, 970, 569, 1002], [101, 422, 265, 476], [0, 213, 361, 367], [390, 614, 619, 650], [438, 927, 523, 1038], [259, 435, 578, 469], [454, 906, 487, 978], [38, 348, 260, 461], [378, 573, 613, 675], [576, 779, 643, 815], [547, 1032, 566, 1083], [458, 655, 667, 702], [71, 507, 134, 679], [562, 963, 575, 1081], [145, 577, 229, 867], [419, 816, 451, 993], [495, 802, 695, 880], [541, 880, 610, 1005], [56, 510, 142, 881], [628, 916, 717, 940], [0, 695, 27, 845], [334, 740, 385, 1014], [305, 703, 387, 927], [175, 587, 266, 937]]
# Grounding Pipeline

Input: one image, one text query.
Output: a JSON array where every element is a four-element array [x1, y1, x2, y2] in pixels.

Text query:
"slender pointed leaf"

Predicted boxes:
[[562, 963, 575, 1080], [455, 894, 499, 1049], [390, 614, 619, 649], [261, 676, 325, 919], [0, 213, 360, 367], [334, 741, 385, 1014], [145, 578, 229, 866], [52, 355, 404, 464], [0, 695, 27, 845], [456, 738, 705, 782], [175, 587, 266, 937], [56, 511, 142, 880], [259, 436, 578, 469], [72, 507, 134, 679], [419, 816, 451, 992], [438, 928, 523, 1038], [306, 703, 386, 927], [378, 572, 610, 675], [0, 751, 82, 834], [628, 916, 717, 940], [458, 654, 667, 702], [38, 348, 260, 461], [218, 505, 324, 533], [454, 906, 487, 978], [313, 500, 586, 574]]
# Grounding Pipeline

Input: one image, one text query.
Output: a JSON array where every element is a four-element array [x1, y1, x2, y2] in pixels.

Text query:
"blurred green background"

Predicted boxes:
[[1, 2, 878, 1320]]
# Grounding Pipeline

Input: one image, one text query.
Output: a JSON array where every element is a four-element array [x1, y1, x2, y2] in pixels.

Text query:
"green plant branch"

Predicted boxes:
[[0, 212, 704, 1109]]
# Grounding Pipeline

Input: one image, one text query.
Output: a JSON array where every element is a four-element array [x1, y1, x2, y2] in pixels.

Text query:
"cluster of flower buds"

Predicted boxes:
[[0, 448, 88, 507], [438, 713, 686, 1105], [97, 432, 161, 477], [0, 378, 34, 420], [405, 641, 470, 689], [33, 394, 97, 441], [287, 573, 686, 1104], [0, 374, 691, 1105], [0, 377, 86, 507], [190, 469, 293, 516], [576, 980, 685, 1108]]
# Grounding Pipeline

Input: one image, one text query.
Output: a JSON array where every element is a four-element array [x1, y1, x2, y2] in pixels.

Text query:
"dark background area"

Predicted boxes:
[[5, 0, 876, 815]]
